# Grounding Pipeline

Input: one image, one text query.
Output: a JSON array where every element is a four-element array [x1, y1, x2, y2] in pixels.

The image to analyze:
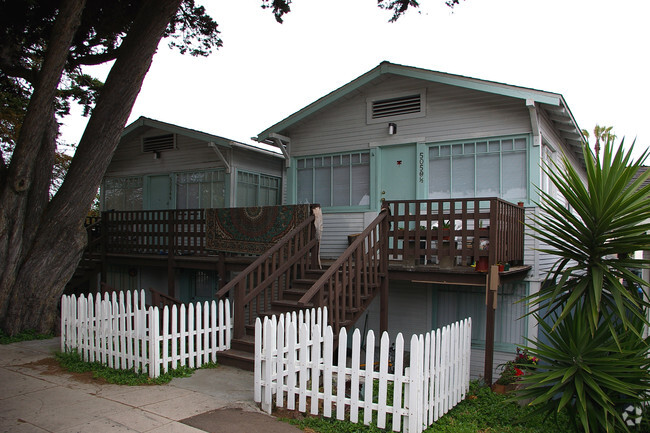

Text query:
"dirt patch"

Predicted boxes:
[[20, 356, 106, 385], [182, 407, 304, 433]]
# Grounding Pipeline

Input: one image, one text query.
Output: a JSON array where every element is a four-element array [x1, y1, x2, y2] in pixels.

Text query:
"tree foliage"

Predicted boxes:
[[0, 0, 437, 335]]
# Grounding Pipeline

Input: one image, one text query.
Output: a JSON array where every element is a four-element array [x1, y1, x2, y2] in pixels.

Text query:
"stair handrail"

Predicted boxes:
[[215, 209, 320, 339], [215, 214, 317, 299], [297, 208, 388, 334]]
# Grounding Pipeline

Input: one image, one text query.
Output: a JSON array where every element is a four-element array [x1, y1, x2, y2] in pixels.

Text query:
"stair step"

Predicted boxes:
[[218, 349, 254, 371], [271, 299, 313, 312], [230, 335, 255, 352]]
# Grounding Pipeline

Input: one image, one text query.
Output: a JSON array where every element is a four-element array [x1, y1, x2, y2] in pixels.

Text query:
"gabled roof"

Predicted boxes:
[[123, 116, 283, 158], [255, 61, 584, 161]]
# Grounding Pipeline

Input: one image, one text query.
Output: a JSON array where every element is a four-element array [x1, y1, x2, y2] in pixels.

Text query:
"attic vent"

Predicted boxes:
[[372, 94, 421, 119], [142, 134, 176, 153]]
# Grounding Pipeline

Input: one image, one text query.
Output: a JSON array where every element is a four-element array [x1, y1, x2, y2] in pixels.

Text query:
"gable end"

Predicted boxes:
[[142, 133, 176, 153]]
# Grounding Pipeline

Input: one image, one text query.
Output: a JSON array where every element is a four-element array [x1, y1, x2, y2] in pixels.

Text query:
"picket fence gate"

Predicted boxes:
[[61, 290, 232, 377], [254, 307, 472, 433]]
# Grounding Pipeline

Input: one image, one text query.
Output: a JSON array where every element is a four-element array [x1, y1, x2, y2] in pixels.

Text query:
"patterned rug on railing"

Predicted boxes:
[[206, 204, 311, 254]]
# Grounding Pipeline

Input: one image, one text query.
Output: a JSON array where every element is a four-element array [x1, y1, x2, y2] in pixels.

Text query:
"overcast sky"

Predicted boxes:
[[60, 0, 650, 159]]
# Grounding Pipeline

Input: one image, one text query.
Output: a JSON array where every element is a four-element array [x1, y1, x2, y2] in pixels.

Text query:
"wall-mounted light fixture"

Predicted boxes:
[[388, 122, 397, 135], [153, 151, 161, 160]]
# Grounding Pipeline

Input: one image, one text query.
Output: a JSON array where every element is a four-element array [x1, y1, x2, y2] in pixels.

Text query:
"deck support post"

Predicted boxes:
[[379, 207, 390, 334], [484, 264, 499, 384], [167, 211, 176, 298]]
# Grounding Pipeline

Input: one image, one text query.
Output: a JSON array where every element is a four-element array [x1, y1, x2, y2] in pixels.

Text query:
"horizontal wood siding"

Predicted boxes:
[[231, 147, 284, 176], [107, 128, 226, 176], [320, 212, 367, 258], [287, 77, 532, 156], [107, 126, 282, 179], [470, 348, 513, 380]]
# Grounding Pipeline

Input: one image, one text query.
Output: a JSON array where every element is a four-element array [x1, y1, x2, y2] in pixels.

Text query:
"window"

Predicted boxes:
[[429, 137, 527, 201], [367, 90, 426, 124], [296, 152, 370, 209], [176, 170, 225, 209], [236, 171, 281, 207], [103, 177, 143, 211]]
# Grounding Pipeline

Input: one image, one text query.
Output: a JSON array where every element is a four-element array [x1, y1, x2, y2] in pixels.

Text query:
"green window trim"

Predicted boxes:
[[294, 151, 371, 211], [428, 135, 529, 203], [236, 170, 281, 207], [175, 169, 227, 209], [102, 176, 143, 211]]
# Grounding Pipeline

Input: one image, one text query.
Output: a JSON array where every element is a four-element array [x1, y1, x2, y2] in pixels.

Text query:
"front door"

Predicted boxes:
[[147, 175, 172, 209], [380, 144, 417, 203]]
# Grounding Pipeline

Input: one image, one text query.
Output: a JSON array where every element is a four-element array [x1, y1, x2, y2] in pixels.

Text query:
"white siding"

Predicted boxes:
[[320, 212, 368, 258], [107, 129, 225, 176], [286, 77, 532, 156], [107, 126, 283, 180]]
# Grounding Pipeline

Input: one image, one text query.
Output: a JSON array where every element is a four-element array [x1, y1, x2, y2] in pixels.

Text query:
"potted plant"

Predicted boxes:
[[492, 348, 538, 394]]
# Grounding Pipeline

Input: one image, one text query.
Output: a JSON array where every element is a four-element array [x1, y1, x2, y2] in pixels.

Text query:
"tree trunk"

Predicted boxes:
[[0, 0, 183, 335]]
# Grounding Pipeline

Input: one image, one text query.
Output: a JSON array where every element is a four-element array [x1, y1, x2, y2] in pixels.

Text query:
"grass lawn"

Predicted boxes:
[[281, 381, 583, 433]]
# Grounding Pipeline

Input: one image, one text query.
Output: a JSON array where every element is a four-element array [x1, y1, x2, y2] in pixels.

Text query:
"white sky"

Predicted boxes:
[[60, 0, 650, 159]]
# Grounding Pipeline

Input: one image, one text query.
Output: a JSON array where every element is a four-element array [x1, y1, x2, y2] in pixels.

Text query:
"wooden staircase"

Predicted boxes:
[[217, 268, 326, 370], [217, 209, 388, 371]]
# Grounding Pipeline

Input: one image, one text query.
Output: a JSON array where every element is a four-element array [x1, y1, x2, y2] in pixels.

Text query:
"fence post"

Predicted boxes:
[[254, 318, 262, 403], [148, 306, 160, 378]]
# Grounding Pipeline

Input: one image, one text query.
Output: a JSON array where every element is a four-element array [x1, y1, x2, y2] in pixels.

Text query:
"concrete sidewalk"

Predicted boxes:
[[0, 338, 303, 432]]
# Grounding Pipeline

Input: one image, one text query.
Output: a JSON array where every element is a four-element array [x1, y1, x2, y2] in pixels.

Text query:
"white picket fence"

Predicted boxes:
[[60, 290, 232, 377], [254, 308, 472, 433]]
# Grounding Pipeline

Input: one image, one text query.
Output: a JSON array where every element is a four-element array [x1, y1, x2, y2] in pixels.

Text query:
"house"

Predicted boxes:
[[252, 61, 586, 379], [73, 63, 587, 381], [71, 116, 285, 303]]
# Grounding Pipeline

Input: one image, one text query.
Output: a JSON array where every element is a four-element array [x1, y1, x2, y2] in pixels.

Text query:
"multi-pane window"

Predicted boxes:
[[428, 137, 527, 201], [236, 171, 281, 207], [296, 152, 370, 208], [176, 170, 225, 209], [103, 177, 143, 211]]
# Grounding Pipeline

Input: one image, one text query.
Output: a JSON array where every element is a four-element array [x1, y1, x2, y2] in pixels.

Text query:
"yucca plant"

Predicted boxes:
[[528, 140, 650, 337], [521, 139, 650, 432], [518, 311, 650, 433]]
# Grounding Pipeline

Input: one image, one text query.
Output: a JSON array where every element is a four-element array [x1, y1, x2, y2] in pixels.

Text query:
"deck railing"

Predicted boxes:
[[101, 209, 206, 256], [383, 198, 524, 270], [297, 209, 388, 336], [215, 209, 320, 339]]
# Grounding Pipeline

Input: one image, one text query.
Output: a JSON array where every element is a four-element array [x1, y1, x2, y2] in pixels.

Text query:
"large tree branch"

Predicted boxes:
[[48, 0, 183, 226], [0, 0, 85, 316], [3, 0, 85, 195]]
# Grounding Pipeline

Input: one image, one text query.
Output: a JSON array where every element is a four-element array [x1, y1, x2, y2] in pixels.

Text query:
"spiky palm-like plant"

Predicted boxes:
[[521, 140, 650, 433], [529, 140, 650, 338]]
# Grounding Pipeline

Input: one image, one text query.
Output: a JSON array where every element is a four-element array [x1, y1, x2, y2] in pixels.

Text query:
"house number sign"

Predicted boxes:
[[418, 152, 425, 184]]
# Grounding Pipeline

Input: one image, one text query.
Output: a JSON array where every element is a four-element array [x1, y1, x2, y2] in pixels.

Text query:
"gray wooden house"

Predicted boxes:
[[252, 61, 586, 379]]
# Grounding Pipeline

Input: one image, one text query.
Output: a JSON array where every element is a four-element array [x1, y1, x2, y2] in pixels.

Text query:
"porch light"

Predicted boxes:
[[153, 151, 160, 160], [388, 122, 397, 135]]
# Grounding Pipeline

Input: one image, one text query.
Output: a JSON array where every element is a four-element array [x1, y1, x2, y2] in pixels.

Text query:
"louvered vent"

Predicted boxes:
[[371, 94, 421, 119], [142, 134, 175, 153]]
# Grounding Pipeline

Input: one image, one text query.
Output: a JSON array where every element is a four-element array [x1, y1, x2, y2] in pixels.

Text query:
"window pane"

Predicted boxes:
[[428, 157, 450, 199], [452, 155, 474, 198], [333, 165, 350, 206], [314, 166, 331, 206], [186, 183, 199, 208], [104, 177, 142, 211], [502, 151, 526, 200], [476, 154, 500, 197], [297, 168, 313, 204], [351, 163, 370, 206]]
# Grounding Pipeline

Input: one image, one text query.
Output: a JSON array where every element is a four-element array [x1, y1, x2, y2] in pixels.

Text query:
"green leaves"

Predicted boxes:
[[517, 313, 650, 433], [527, 140, 650, 337], [522, 139, 650, 432]]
